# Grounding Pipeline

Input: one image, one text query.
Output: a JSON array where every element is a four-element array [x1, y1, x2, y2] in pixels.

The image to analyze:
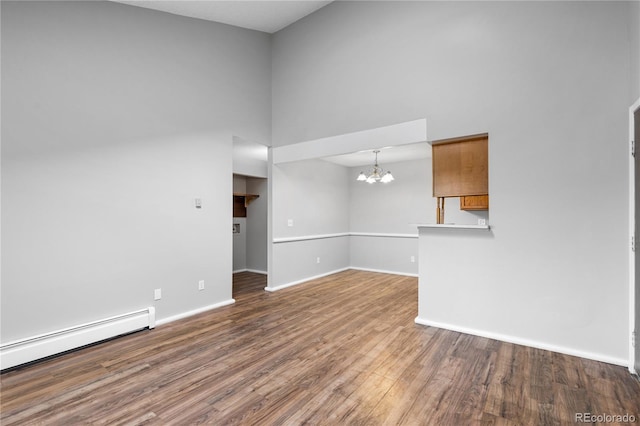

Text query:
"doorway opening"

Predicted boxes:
[[232, 173, 268, 299]]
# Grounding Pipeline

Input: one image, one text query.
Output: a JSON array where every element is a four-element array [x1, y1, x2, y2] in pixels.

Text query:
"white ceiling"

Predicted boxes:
[[112, 0, 333, 33], [322, 143, 431, 168]]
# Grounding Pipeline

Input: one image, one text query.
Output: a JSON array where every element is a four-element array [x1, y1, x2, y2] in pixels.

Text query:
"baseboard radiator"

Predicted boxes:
[[0, 307, 155, 370]]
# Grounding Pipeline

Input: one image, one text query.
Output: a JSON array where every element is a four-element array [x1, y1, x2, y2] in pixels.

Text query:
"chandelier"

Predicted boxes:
[[356, 150, 394, 184]]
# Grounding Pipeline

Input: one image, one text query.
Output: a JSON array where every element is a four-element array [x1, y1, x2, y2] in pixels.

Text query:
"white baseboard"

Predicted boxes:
[[234, 269, 268, 275], [414, 316, 628, 367], [265, 267, 350, 292], [0, 307, 155, 370], [349, 266, 418, 278], [155, 299, 236, 326]]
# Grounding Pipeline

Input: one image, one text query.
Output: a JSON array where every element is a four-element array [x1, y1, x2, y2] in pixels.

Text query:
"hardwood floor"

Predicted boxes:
[[2, 270, 639, 425]]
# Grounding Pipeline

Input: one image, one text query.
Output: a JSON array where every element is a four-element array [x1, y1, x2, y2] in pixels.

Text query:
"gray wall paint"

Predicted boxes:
[[272, 1, 630, 361], [233, 217, 247, 272], [232, 176, 268, 273], [246, 177, 268, 273], [348, 158, 428, 276], [272, 159, 350, 238], [349, 159, 431, 233], [232, 175, 247, 272], [1, 1, 271, 341], [233, 137, 269, 178], [632, 1, 640, 371], [271, 159, 350, 286], [271, 237, 350, 288], [349, 236, 418, 276], [630, 1, 640, 101]]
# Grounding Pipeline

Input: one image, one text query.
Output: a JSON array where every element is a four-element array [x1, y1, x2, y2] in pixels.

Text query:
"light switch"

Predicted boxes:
[[195, 198, 202, 209]]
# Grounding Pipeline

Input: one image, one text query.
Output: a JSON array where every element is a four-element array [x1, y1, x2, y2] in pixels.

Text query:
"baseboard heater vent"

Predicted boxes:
[[0, 307, 155, 371]]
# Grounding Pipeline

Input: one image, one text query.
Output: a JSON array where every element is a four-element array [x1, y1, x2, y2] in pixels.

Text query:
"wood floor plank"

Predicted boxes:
[[2, 270, 639, 425]]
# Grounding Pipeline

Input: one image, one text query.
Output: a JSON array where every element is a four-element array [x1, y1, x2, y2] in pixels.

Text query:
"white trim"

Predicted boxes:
[[273, 232, 419, 244], [350, 232, 418, 239], [350, 266, 418, 277], [273, 233, 349, 243], [630, 97, 640, 374], [415, 316, 627, 367], [416, 224, 490, 230], [233, 268, 267, 275], [155, 299, 235, 326], [0, 308, 155, 370], [265, 267, 350, 292]]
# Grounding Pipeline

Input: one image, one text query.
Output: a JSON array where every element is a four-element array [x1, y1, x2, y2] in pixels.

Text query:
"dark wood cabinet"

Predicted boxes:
[[233, 193, 259, 218]]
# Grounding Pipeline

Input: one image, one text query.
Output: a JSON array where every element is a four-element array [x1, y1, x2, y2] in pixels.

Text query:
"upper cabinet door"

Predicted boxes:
[[432, 133, 488, 198]]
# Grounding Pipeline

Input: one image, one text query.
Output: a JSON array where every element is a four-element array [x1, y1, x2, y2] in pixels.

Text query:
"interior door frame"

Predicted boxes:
[[630, 97, 640, 375]]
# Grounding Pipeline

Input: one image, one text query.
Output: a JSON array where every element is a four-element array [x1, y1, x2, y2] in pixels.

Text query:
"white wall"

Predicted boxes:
[[272, 1, 630, 363], [1, 1, 271, 342]]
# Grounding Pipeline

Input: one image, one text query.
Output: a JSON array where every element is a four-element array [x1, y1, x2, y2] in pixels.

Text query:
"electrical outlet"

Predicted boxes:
[[316, 257, 321, 264], [410, 256, 416, 263], [478, 218, 486, 226], [198, 280, 205, 291], [154, 288, 162, 300], [288, 219, 294, 227]]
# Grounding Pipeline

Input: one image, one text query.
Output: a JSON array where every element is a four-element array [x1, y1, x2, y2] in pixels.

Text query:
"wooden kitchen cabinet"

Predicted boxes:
[[460, 194, 489, 210], [432, 133, 488, 198], [432, 133, 489, 221]]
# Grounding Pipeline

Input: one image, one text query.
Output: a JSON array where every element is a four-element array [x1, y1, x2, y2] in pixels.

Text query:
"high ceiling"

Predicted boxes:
[[112, 0, 333, 33], [114, 1, 430, 167]]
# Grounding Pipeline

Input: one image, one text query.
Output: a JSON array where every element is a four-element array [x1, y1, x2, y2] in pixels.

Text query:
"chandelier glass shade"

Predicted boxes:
[[356, 150, 394, 184]]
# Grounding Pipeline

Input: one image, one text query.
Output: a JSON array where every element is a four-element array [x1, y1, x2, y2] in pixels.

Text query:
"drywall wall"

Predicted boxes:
[[630, 1, 640, 101], [269, 119, 429, 285], [272, 1, 630, 363], [1, 1, 271, 342], [272, 159, 350, 239], [349, 159, 431, 234], [232, 174, 267, 274], [270, 159, 350, 287], [348, 158, 426, 275], [233, 175, 248, 272], [233, 137, 269, 178], [246, 177, 268, 273], [233, 217, 247, 273]]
